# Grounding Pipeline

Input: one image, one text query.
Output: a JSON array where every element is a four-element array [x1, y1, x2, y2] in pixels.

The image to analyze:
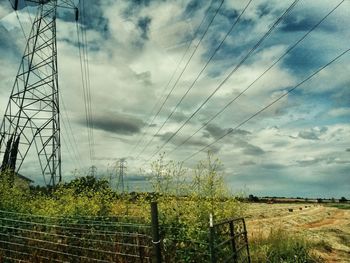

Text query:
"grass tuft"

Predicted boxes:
[[250, 228, 324, 263]]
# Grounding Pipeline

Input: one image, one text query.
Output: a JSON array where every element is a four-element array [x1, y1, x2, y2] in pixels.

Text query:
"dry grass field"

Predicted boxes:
[[243, 203, 350, 262]]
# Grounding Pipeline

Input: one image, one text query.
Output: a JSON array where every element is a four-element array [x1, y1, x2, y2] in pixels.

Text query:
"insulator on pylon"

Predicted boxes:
[[75, 7, 79, 21]]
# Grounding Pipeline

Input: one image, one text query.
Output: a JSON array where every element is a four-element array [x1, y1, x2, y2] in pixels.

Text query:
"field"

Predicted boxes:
[[244, 203, 350, 262], [1, 166, 349, 262]]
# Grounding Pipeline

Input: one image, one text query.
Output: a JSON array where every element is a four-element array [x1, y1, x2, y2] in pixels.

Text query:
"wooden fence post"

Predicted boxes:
[[151, 202, 161, 263]]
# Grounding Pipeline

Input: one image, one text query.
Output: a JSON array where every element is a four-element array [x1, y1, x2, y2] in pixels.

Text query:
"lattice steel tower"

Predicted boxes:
[[117, 159, 127, 193], [0, 0, 77, 186]]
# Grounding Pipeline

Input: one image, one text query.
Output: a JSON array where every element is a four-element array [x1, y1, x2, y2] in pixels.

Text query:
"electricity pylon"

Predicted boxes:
[[88, 165, 97, 177], [0, 0, 77, 186], [116, 159, 127, 193]]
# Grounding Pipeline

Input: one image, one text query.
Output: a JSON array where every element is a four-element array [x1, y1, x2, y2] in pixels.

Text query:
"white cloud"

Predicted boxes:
[[328, 107, 350, 117], [0, 1, 349, 197]]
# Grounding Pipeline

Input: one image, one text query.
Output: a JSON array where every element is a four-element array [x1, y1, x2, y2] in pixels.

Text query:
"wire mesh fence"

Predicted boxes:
[[0, 204, 250, 263], [0, 210, 152, 263]]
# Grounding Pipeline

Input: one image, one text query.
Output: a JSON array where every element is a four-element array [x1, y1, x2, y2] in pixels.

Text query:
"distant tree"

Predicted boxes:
[[248, 194, 259, 202], [317, 198, 323, 203], [331, 197, 336, 203], [339, 197, 348, 203], [64, 176, 111, 196]]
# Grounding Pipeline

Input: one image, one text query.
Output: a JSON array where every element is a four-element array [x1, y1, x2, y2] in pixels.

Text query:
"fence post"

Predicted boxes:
[[151, 201, 162, 263], [209, 213, 216, 263], [229, 221, 238, 263], [242, 219, 251, 263]]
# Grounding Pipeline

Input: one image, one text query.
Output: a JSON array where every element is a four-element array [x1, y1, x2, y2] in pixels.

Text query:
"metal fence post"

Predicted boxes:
[[151, 202, 162, 263], [242, 219, 251, 263], [209, 213, 216, 263], [229, 221, 238, 263]]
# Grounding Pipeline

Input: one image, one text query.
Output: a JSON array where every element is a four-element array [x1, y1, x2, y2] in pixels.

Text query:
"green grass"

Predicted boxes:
[[250, 228, 323, 263], [327, 203, 350, 210]]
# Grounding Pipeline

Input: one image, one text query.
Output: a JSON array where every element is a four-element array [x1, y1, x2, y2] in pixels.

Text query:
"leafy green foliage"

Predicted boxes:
[[0, 172, 115, 217], [63, 175, 111, 196], [0, 171, 30, 212]]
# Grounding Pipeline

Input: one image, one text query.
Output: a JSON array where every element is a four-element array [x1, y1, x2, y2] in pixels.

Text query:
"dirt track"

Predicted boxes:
[[244, 204, 350, 262]]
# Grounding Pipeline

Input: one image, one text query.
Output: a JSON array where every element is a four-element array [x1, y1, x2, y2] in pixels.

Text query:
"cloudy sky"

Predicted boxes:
[[0, 0, 349, 198]]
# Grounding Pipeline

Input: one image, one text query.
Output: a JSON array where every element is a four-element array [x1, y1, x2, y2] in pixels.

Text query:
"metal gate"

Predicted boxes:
[[209, 216, 250, 263]]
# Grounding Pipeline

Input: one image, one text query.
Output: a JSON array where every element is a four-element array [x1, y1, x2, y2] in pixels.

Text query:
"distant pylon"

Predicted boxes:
[[0, 0, 77, 186], [116, 159, 127, 193], [88, 165, 97, 177]]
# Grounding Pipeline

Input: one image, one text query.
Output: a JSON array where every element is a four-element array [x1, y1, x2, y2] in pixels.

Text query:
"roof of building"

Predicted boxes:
[[15, 172, 34, 183]]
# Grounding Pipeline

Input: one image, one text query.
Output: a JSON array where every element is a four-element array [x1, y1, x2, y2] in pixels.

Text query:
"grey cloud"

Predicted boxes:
[[296, 158, 322, 167], [331, 85, 350, 108], [298, 130, 319, 140], [172, 112, 187, 122], [138, 16, 151, 40], [204, 124, 250, 139], [261, 163, 286, 170], [243, 144, 265, 156], [86, 113, 144, 135], [231, 129, 251, 136], [346, 148, 350, 152], [136, 71, 152, 86], [319, 127, 328, 133], [298, 127, 328, 140], [204, 124, 228, 139], [157, 132, 208, 148], [235, 139, 265, 156], [0, 25, 22, 59], [156, 132, 174, 142], [296, 156, 350, 167], [239, 160, 256, 166]]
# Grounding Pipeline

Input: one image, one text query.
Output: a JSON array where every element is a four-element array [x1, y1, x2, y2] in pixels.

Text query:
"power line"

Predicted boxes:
[[182, 47, 350, 163], [76, 6, 94, 165], [60, 130, 78, 172], [135, 0, 225, 159], [60, 97, 84, 169], [60, 96, 84, 170], [127, 1, 216, 157], [145, 0, 300, 163], [168, 0, 345, 156], [80, 0, 95, 161]]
